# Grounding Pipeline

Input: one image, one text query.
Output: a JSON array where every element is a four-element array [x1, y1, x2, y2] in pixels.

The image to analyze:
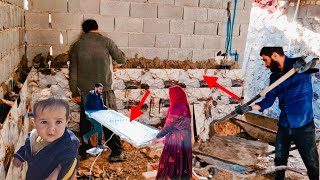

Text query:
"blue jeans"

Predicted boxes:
[[275, 121, 319, 180], [83, 117, 103, 146]]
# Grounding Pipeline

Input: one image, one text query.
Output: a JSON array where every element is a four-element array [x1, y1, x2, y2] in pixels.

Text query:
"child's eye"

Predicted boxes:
[[56, 121, 63, 124], [40, 121, 47, 124]]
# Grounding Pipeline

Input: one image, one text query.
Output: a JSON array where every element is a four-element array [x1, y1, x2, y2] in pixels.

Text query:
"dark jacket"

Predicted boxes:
[[256, 56, 314, 128], [14, 129, 80, 180], [69, 32, 126, 96], [85, 90, 108, 111]]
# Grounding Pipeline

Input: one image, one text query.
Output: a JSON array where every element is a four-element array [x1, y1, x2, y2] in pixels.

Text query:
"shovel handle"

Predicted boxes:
[[260, 68, 296, 97]]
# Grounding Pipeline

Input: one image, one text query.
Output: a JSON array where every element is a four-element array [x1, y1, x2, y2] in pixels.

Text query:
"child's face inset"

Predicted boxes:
[[34, 106, 68, 143]]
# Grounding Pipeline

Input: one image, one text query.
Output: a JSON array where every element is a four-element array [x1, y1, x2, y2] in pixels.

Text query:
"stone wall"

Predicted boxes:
[[0, 0, 25, 94], [242, 1, 320, 125], [25, 0, 251, 64]]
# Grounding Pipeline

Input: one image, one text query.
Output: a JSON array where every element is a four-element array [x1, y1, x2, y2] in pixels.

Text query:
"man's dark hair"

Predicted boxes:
[[82, 19, 98, 33], [95, 83, 103, 88], [33, 97, 70, 120], [260, 47, 285, 57]]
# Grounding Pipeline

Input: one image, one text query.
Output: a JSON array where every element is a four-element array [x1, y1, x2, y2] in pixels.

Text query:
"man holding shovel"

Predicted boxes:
[[235, 47, 319, 180]]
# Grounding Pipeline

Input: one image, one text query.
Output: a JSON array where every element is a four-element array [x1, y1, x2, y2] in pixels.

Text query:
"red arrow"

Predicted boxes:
[[130, 90, 151, 121], [203, 76, 239, 100]]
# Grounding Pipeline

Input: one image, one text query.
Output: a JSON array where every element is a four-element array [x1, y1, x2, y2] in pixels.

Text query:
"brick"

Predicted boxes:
[[184, 7, 207, 21], [29, 0, 67, 12], [175, 0, 199, 7], [100, 1, 130, 17], [51, 13, 83, 30], [141, 48, 169, 59], [27, 29, 67, 45], [169, 48, 193, 60], [192, 49, 216, 61], [148, 0, 174, 4], [195, 22, 217, 35], [307, 6, 320, 17], [218, 23, 240, 36], [170, 20, 194, 35], [144, 19, 169, 33], [181, 35, 204, 49], [199, 0, 222, 8], [129, 34, 155, 47], [25, 12, 49, 29], [68, 0, 100, 14], [119, 0, 145, 2], [84, 15, 114, 32], [115, 17, 143, 33], [234, 10, 250, 24], [130, 3, 157, 18], [155, 34, 180, 48], [103, 32, 129, 47], [125, 47, 144, 58], [208, 9, 227, 22], [158, 5, 183, 19], [230, 36, 246, 50], [66, 30, 82, 45], [204, 36, 224, 49]]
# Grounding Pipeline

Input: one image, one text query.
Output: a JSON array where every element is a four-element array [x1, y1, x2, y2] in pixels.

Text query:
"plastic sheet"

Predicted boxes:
[[86, 110, 159, 148]]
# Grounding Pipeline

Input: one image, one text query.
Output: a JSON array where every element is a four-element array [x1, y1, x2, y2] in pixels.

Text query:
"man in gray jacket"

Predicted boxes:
[[69, 19, 126, 162]]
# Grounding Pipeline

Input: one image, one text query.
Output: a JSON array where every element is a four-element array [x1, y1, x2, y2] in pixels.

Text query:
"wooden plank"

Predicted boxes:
[[193, 136, 268, 166]]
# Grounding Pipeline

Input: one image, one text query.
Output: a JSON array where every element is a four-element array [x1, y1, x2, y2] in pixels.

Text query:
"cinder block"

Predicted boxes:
[[129, 34, 155, 47], [181, 35, 204, 49], [222, 0, 244, 10], [103, 32, 129, 47], [100, 1, 130, 17], [118, 0, 145, 2], [115, 17, 143, 33], [183, 7, 207, 21], [208, 9, 227, 22], [68, 0, 100, 14], [170, 20, 194, 35], [125, 47, 144, 58], [25, 12, 49, 29], [141, 48, 169, 60], [230, 36, 246, 50], [155, 34, 180, 48], [148, 0, 174, 5], [27, 29, 67, 45], [234, 10, 250, 24], [192, 49, 216, 61], [195, 22, 217, 35], [84, 15, 114, 32], [168, 48, 193, 60], [239, 24, 248, 37], [158, 5, 183, 19], [52, 45, 70, 56], [26, 45, 50, 60], [175, 0, 199, 7], [130, 3, 157, 18], [203, 36, 224, 49], [144, 19, 169, 33], [29, 0, 67, 12], [244, 0, 253, 10], [307, 6, 320, 17], [199, 0, 222, 8], [218, 23, 240, 36], [66, 30, 82, 45], [51, 13, 83, 30]]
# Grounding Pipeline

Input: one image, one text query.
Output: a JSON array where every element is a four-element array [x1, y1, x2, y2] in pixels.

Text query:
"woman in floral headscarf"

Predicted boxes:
[[151, 85, 192, 180]]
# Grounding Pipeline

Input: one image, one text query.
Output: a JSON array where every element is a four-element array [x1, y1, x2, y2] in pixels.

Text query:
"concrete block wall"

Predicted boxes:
[[0, 0, 25, 85], [25, 0, 251, 64]]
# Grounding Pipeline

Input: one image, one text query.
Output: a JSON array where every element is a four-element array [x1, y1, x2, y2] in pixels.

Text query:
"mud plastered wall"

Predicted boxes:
[[242, 1, 320, 125], [25, 0, 251, 64], [0, 0, 25, 93]]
